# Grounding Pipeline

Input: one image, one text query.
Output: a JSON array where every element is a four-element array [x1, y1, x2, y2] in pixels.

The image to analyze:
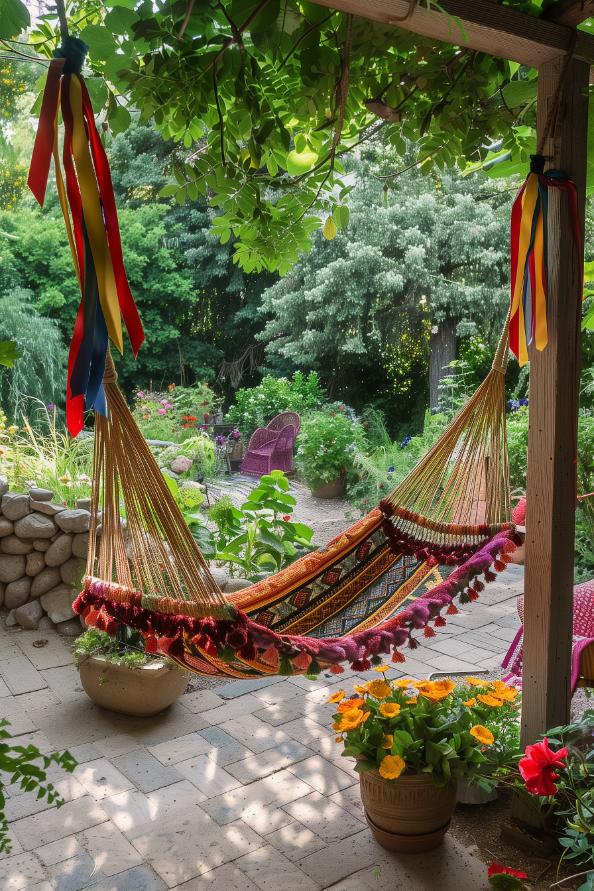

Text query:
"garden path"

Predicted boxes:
[[0, 563, 528, 890]]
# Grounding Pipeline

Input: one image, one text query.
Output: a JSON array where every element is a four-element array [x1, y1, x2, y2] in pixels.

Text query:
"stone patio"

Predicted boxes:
[[0, 565, 524, 890]]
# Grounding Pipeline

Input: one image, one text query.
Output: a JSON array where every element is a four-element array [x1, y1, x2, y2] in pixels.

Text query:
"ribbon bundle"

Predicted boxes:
[[28, 38, 144, 436], [509, 154, 581, 366]]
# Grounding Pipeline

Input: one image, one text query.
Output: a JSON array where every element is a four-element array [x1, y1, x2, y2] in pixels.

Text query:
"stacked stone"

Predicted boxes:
[[0, 478, 96, 634]]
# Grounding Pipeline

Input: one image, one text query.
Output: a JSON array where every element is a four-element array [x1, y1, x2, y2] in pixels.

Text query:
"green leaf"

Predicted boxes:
[[79, 25, 117, 61], [332, 204, 349, 230], [85, 78, 108, 110], [0, 341, 21, 368], [286, 149, 318, 176], [0, 0, 30, 39], [109, 105, 132, 135], [501, 80, 536, 108]]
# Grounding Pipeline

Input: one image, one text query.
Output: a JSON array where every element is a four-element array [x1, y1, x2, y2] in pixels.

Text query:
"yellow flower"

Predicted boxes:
[[379, 754, 406, 780], [335, 709, 370, 732], [379, 702, 401, 718], [412, 679, 432, 690], [394, 678, 414, 688], [327, 690, 345, 704], [383, 734, 394, 749], [470, 725, 495, 746], [335, 736, 343, 743], [463, 697, 477, 708], [465, 677, 486, 687], [7, 425, 17, 435], [354, 684, 367, 695], [490, 681, 518, 701], [477, 693, 504, 708], [406, 695, 418, 705], [365, 680, 392, 700], [374, 665, 389, 674], [337, 698, 365, 713], [419, 679, 455, 702]]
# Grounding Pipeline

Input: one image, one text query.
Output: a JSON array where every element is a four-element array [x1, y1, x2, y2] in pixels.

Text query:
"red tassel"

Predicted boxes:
[[423, 626, 436, 638], [145, 635, 158, 653], [434, 616, 446, 627], [392, 650, 406, 663], [468, 590, 479, 602], [329, 663, 344, 674], [446, 604, 459, 615], [494, 560, 506, 572], [409, 638, 419, 650], [261, 645, 280, 670], [292, 650, 312, 671]]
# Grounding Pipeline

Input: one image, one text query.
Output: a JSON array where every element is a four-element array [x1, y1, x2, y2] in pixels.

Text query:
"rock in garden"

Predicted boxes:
[[5, 609, 17, 627], [55, 509, 90, 534], [45, 534, 73, 567], [14, 600, 43, 630], [223, 578, 251, 593], [40, 584, 75, 623], [5, 576, 32, 609], [1, 493, 29, 521], [28, 488, 53, 502], [30, 567, 61, 598], [15, 513, 57, 540], [0, 554, 26, 583], [75, 498, 91, 512], [60, 557, 85, 586], [0, 518, 13, 538], [38, 615, 55, 631], [210, 566, 230, 588], [55, 617, 81, 636], [0, 476, 8, 497], [72, 533, 89, 559], [29, 500, 64, 517], [0, 582, 4, 607], [33, 539, 50, 552], [1, 536, 33, 555], [26, 552, 45, 576], [171, 455, 193, 474]]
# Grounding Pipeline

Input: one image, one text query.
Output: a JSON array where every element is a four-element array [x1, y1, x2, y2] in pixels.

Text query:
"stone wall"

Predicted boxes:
[[0, 479, 92, 634]]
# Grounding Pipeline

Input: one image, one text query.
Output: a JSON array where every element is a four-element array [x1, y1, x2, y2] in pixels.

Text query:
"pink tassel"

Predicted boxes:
[[292, 650, 312, 671]]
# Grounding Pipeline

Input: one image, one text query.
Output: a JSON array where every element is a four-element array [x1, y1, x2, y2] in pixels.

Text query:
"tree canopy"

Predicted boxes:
[[2, 0, 588, 275]]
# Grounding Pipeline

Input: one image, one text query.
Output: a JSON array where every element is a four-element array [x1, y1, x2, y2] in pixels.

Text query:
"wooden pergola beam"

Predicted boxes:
[[310, 0, 594, 67], [545, 0, 594, 27]]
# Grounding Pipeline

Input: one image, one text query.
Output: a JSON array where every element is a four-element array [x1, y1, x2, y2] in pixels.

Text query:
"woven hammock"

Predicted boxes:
[[29, 40, 520, 678]]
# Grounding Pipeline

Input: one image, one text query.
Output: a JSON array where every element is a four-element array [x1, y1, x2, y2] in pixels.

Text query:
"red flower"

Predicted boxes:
[[488, 864, 528, 880], [488, 863, 528, 889], [518, 738, 568, 796], [282, 514, 292, 522], [182, 415, 198, 421]]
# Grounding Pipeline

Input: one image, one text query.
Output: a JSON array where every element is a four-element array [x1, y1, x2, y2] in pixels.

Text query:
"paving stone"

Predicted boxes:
[[173, 862, 260, 890], [36, 836, 81, 866], [11, 796, 108, 850], [86, 864, 167, 891], [4, 772, 86, 821], [122, 703, 208, 747], [11, 689, 60, 711], [217, 676, 282, 699], [479, 622, 522, 642], [220, 714, 293, 755], [296, 829, 377, 886], [75, 758, 136, 800], [236, 845, 319, 891], [0, 656, 47, 694], [148, 732, 212, 765], [102, 782, 207, 837], [283, 790, 364, 842], [226, 739, 314, 783], [0, 677, 11, 697], [79, 820, 143, 876], [65, 743, 103, 765], [176, 753, 242, 797], [179, 689, 225, 713], [41, 665, 85, 703], [199, 693, 265, 725], [14, 632, 73, 670], [252, 680, 304, 706], [0, 851, 45, 889], [198, 727, 253, 767], [29, 700, 140, 748], [201, 770, 312, 825], [280, 717, 351, 767], [112, 749, 182, 794], [0, 701, 38, 735], [46, 850, 96, 891], [422, 653, 491, 674], [241, 805, 295, 836], [287, 755, 356, 795], [266, 820, 326, 862], [93, 734, 142, 759]]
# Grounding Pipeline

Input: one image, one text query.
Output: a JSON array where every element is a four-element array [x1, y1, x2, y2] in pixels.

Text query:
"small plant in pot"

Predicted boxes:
[[328, 672, 521, 853], [73, 626, 188, 717], [296, 408, 366, 498]]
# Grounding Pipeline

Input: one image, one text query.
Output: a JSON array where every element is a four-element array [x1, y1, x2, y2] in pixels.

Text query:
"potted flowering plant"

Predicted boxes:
[[216, 429, 244, 471], [328, 672, 520, 852], [296, 408, 366, 498]]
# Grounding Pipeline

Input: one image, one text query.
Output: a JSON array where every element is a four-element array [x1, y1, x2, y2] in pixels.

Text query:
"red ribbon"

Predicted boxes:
[[28, 59, 65, 206]]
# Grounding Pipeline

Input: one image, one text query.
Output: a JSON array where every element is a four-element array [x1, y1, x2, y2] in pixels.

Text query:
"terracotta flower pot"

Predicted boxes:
[[359, 770, 457, 853], [78, 655, 188, 717], [310, 476, 346, 499]]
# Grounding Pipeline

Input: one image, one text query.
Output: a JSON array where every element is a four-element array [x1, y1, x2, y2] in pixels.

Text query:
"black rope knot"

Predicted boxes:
[[530, 154, 546, 175], [53, 36, 88, 74]]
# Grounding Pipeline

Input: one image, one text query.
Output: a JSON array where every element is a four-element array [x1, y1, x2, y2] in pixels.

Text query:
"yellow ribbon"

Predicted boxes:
[[511, 175, 539, 367], [68, 75, 123, 353], [52, 88, 81, 290]]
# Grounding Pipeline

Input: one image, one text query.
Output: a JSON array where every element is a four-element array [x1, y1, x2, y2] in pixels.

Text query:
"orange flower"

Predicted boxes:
[[478, 693, 504, 708], [337, 698, 365, 713], [334, 709, 370, 731], [335, 736, 343, 743], [354, 684, 367, 695], [465, 676, 486, 687], [379, 702, 401, 718], [394, 678, 414, 688], [491, 681, 518, 701], [374, 665, 389, 674], [470, 725, 495, 746], [419, 679, 455, 702], [365, 680, 392, 699], [379, 754, 406, 780], [383, 734, 394, 749], [463, 697, 477, 708], [412, 679, 432, 690], [406, 695, 418, 705], [327, 690, 345, 704]]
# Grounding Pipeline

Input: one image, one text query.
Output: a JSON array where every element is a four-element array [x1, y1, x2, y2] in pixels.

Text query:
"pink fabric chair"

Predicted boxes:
[[240, 412, 300, 476]]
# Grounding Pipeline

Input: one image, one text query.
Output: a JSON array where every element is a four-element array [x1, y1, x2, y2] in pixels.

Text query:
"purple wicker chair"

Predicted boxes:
[[240, 413, 300, 477]]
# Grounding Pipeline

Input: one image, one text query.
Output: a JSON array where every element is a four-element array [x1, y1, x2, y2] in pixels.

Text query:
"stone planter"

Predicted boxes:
[[359, 770, 457, 853], [310, 476, 346, 499], [78, 655, 188, 717]]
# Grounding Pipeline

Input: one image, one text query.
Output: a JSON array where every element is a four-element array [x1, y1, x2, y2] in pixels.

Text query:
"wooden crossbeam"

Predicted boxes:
[[309, 0, 594, 68], [545, 0, 594, 27]]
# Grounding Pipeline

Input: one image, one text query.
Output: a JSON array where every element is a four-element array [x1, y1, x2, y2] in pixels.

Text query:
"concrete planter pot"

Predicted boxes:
[[78, 654, 188, 717], [310, 476, 346, 499], [359, 770, 457, 853]]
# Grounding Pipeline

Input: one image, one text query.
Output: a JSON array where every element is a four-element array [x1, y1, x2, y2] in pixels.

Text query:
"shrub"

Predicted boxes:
[[226, 372, 326, 440], [133, 382, 219, 443], [296, 409, 367, 491]]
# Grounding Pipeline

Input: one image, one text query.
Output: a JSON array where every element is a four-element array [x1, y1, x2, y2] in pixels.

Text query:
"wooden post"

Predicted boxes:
[[520, 57, 589, 752]]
